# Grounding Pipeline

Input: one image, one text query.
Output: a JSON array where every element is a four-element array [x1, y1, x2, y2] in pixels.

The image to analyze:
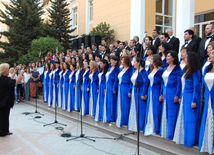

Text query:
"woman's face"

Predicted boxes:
[[55, 63, 59, 69], [29, 63, 32, 67], [147, 48, 153, 55], [150, 56, 154, 66], [76, 61, 80, 69], [90, 63, 94, 70], [60, 64, 63, 70], [207, 45, 213, 55], [70, 65, 74, 71], [38, 63, 42, 67], [89, 54, 93, 60], [180, 49, 187, 60], [50, 64, 54, 70], [99, 62, 105, 69], [33, 66, 37, 71], [104, 56, 109, 62], [166, 53, 174, 64], [4, 68, 9, 76], [132, 49, 136, 56], [133, 58, 139, 69], [121, 58, 124, 66], [83, 61, 89, 69], [110, 59, 117, 67], [71, 58, 76, 64], [95, 56, 100, 62], [82, 54, 86, 60], [63, 63, 67, 70], [26, 68, 30, 73], [159, 45, 165, 53], [208, 50, 214, 63]]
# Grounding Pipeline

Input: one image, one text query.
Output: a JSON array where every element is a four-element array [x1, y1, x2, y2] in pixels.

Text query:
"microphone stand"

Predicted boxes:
[[44, 69, 66, 127]]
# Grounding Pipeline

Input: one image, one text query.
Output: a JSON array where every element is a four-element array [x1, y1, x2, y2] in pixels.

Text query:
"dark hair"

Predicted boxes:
[[110, 55, 119, 66], [102, 38, 106, 42], [63, 62, 70, 70], [50, 63, 55, 70], [167, 50, 179, 65], [135, 57, 145, 67], [147, 45, 157, 55], [70, 63, 76, 70], [115, 40, 120, 44], [184, 29, 194, 39], [121, 56, 132, 67], [92, 43, 97, 47], [104, 54, 110, 60], [161, 33, 169, 40], [153, 29, 160, 34], [180, 47, 191, 53], [133, 47, 140, 57], [100, 59, 109, 73], [89, 53, 95, 60], [146, 36, 153, 43], [184, 52, 201, 79], [120, 42, 125, 46], [84, 60, 90, 67], [46, 63, 50, 70], [160, 42, 171, 57], [77, 56, 83, 68], [150, 54, 164, 72], [130, 39, 136, 44], [96, 54, 102, 60], [82, 53, 89, 61]]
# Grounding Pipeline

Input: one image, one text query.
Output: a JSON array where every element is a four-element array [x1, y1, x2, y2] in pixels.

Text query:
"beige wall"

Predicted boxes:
[[145, 0, 156, 37], [195, 0, 214, 14]]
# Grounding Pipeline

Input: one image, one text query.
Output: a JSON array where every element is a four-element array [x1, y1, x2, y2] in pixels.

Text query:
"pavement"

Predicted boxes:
[[0, 101, 161, 155]]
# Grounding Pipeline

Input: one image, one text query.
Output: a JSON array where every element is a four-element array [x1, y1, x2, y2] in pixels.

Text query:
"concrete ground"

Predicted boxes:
[[0, 102, 161, 155]]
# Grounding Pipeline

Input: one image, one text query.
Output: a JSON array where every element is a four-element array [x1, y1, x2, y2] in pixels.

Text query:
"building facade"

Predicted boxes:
[[0, 0, 214, 45]]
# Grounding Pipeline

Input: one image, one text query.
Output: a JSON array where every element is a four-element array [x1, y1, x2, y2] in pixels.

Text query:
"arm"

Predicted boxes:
[[15, 70, 24, 85], [175, 67, 182, 98], [192, 70, 201, 103], [113, 68, 119, 92], [141, 71, 149, 97]]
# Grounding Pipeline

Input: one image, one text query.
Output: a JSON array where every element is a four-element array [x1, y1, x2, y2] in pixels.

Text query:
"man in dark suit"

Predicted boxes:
[[133, 36, 142, 50], [102, 38, 110, 53], [165, 28, 180, 54], [129, 39, 136, 53], [160, 33, 174, 51], [198, 24, 214, 65], [114, 40, 121, 56], [144, 36, 153, 57], [92, 43, 99, 54], [189, 27, 202, 46], [101, 45, 109, 59], [123, 40, 131, 51], [152, 29, 160, 51], [181, 29, 198, 53]]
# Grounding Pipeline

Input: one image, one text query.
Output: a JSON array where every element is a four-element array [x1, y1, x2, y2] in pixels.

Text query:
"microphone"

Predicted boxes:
[[142, 31, 147, 43], [39, 51, 41, 58]]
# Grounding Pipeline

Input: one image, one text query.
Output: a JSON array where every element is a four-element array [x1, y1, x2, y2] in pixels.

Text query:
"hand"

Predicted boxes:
[[81, 86, 83, 91], [62, 84, 64, 88], [113, 91, 116, 94], [174, 96, 179, 103], [53, 83, 54, 86], [104, 89, 106, 94], [178, 99, 181, 104], [191, 102, 197, 108], [74, 85, 75, 88], [159, 95, 163, 102], [128, 93, 131, 98], [97, 90, 99, 93], [57, 84, 59, 88], [87, 88, 90, 92], [141, 95, 147, 101]]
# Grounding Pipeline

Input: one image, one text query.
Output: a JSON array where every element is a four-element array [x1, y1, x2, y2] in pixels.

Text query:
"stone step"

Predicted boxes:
[[22, 96, 209, 155]]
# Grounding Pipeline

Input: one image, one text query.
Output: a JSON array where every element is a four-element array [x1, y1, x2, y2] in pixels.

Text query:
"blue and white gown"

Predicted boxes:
[[89, 71, 99, 117], [144, 68, 164, 135], [53, 69, 61, 107], [103, 67, 119, 123], [48, 71, 54, 106], [173, 70, 201, 146], [62, 70, 71, 110], [67, 70, 76, 112], [199, 71, 214, 154], [160, 65, 182, 140], [43, 70, 50, 102], [58, 70, 64, 108], [116, 67, 132, 127], [127, 69, 149, 132], [81, 70, 90, 115], [94, 72, 106, 122]]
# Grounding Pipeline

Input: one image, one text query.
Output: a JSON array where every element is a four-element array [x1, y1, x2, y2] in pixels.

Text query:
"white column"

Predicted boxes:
[[176, 0, 195, 47], [130, 0, 145, 42]]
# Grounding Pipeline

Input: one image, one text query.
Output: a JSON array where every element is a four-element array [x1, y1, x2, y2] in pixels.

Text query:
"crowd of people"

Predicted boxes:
[[3, 24, 214, 154]]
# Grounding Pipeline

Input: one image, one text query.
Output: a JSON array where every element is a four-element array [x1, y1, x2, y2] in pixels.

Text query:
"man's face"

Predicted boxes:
[[102, 46, 106, 52], [205, 24, 212, 36], [109, 44, 114, 52], [87, 47, 91, 53], [92, 45, 96, 50], [129, 41, 134, 48], [184, 32, 191, 41], [102, 40, 106, 45], [160, 35, 167, 43], [114, 42, 119, 48], [145, 37, 150, 45], [99, 45, 102, 51], [119, 43, 124, 50], [152, 31, 157, 38]]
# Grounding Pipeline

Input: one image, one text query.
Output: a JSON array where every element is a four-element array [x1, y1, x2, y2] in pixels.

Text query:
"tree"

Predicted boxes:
[[47, 0, 76, 51], [0, 0, 44, 65], [27, 36, 63, 63], [89, 22, 115, 44]]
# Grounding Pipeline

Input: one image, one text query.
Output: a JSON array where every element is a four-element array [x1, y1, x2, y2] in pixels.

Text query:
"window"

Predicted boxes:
[[155, 0, 174, 33], [73, 7, 78, 27], [70, 4, 78, 35], [89, 1, 93, 22]]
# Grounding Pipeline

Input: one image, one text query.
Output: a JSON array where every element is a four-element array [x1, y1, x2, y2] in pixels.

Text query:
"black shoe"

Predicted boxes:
[[6, 132, 13, 135]]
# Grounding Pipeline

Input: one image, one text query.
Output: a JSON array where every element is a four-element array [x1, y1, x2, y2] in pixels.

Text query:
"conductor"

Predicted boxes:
[[0, 63, 24, 137]]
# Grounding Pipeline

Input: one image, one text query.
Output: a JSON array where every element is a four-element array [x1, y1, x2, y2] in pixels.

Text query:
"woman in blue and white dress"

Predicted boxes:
[[199, 50, 214, 154], [95, 59, 109, 122], [48, 63, 55, 106], [144, 45, 156, 72], [74, 59, 85, 111], [89, 61, 99, 117], [116, 56, 132, 128], [81, 60, 90, 115], [173, 52, 201, 147], [144, 54, 164, 135], [43, 63, 50, 103], [159, 43, 171, 68], [53, 61, 61, 107], [160, 51, 182, 140], [103, 56, 120, 123], [67, 63, 76, 112], [127, 57, 149, 132], [179, 47, 190, 70], [58, 63, 64, 108], [62, 62, 71, 110]]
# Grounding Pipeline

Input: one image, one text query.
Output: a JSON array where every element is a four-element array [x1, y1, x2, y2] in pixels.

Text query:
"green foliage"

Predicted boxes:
[[89, 22, 115, 44], [47, 0, 76, 50], [26, 36, 63, 63], [0, 0, 44, 65]]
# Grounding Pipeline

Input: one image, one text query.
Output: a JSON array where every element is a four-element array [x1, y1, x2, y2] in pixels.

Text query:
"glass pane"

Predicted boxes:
[[156, 26, 163, 34], [90, 1, 93, 21], [75, 14, 77, 26], [156, 15, 163, 25], [164, 0, 173, 16], [156, 0, 162, 13], [202, 24, 206, 39], [164, 27, 169, 33], [194, 25, 199, 37], [164, 16, 172, 26]]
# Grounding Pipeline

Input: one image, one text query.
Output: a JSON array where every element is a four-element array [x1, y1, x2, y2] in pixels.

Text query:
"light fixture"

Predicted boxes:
[[0, 27, 4, 39]]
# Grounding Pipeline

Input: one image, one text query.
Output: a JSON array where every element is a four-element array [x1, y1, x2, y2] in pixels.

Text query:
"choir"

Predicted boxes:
[[42, 49, 214, 154]]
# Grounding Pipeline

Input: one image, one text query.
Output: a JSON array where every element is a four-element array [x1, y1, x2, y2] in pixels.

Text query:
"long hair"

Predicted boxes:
[[150, 54, 164, 72], [100, 59, 109, 73], [110, 55, 119, 66], [121, 56, 132, 67], [167, 50, 179, 65], [135, 57, 145, 67], [184, 52, 201, 79], [90, 61, 99, 74]]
